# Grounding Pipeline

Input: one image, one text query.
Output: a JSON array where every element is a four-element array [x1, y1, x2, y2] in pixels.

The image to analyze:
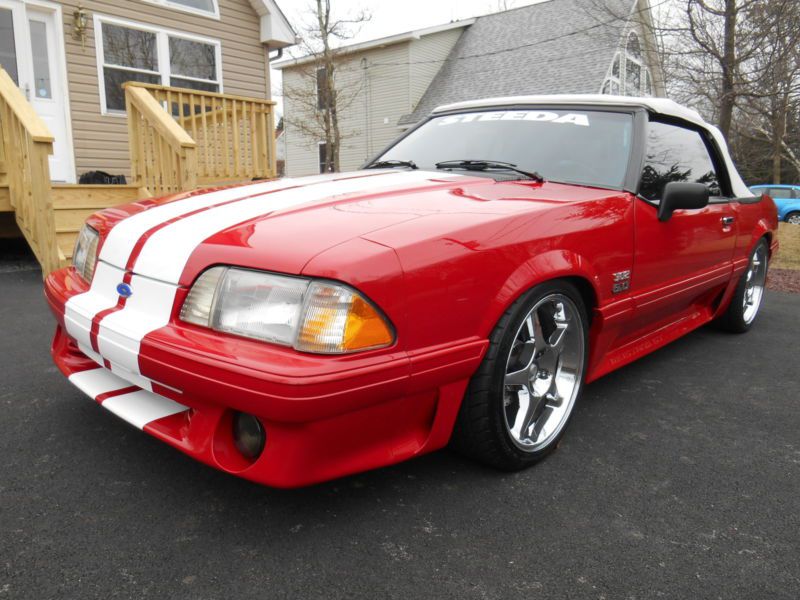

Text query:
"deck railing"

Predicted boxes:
[[0, 67, 61, 275], [125, 84, 198, 197], [125, 83, 276, 193]]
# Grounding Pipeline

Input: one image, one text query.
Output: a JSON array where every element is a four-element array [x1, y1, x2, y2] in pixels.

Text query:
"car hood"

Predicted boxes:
[[95, 170, 611, 286]]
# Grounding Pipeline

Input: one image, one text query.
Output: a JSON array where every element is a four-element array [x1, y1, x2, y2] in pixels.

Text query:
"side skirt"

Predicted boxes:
[[586, 306, 715, 383]]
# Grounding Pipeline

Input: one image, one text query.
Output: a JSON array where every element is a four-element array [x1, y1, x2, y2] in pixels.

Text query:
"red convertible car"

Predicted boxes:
[[45, 95, 778, 487]]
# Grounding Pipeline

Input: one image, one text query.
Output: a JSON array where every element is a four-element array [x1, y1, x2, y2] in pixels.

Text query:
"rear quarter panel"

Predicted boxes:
[[734, 196, 779, 265]]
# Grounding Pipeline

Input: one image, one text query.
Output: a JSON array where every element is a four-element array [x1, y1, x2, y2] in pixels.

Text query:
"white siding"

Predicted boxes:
[[408, 28, 464, 111], [283, 42, 410, 177], [282, 28, 466, 177]]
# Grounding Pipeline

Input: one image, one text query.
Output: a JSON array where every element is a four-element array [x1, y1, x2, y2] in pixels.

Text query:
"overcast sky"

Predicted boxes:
[[271, 0, 548, 116]]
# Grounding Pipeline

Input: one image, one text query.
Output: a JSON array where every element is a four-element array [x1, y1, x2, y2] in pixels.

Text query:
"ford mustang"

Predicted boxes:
[[45, 95, 779, 488]]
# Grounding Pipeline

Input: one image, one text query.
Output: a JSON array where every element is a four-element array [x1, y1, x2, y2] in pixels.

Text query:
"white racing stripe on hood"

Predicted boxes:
[[64, 174, 363, 365], [100, 178, 301, 269], [133, 170, 445, 284], [94, 170, 451, 376]]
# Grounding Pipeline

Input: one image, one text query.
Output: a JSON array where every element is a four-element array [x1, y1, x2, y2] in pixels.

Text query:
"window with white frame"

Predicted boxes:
[[603, 53, 622, 95], [602, 31, 652, 97], [95, 16, 222, 113], [143, 0, 220, 19]]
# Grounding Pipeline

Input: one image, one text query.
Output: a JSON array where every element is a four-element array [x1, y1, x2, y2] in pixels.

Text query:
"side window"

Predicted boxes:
[[768, 188, 792, 199], [639, 121, 721, 201]]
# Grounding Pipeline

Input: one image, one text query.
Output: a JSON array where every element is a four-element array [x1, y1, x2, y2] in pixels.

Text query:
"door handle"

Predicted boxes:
[[721, 216, 735, 226]]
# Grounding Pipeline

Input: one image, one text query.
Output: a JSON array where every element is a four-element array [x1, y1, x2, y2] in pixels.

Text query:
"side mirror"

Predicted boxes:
[[657, 182, 710, 222]]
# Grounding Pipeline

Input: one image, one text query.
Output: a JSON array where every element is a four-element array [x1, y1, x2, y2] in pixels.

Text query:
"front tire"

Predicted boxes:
[[451, 280, 589, 470], [786, 211, 800, 225], [715, 239, 769, 333]]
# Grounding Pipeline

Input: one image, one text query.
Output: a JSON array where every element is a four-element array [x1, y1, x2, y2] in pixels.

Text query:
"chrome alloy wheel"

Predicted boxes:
[[502, 294, 585, 452], [787, 213, 800, 225], [743, 245, 767, 325]]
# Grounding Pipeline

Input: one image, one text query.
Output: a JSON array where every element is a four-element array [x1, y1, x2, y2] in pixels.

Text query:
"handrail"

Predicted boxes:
[[124, 84, 198, 196], [0, 67, 60, 276], [125, 82, 276, 187], [0, 68, 53, 143], [125, 85, 196, 151], [124, 82, 277, 107]]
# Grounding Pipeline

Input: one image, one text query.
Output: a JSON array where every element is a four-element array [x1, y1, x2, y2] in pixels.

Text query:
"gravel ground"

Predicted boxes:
[[767, 268, 800, 294]]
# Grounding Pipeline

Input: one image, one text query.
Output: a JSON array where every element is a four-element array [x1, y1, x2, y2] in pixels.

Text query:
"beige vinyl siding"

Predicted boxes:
[[408, 28, 464, 111], [59, 0, 268, 179]]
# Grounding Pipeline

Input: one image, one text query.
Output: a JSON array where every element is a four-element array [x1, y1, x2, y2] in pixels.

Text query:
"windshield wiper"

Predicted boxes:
[[435, 160, 543, 182], [366, 159, 418, 170]]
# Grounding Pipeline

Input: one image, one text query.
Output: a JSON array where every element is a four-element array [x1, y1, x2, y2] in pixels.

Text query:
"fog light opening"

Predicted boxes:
[[232, 412, 266, 461]]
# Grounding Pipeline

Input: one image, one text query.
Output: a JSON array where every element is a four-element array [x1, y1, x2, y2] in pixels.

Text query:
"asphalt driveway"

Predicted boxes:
[[1, 259, 798, 599]]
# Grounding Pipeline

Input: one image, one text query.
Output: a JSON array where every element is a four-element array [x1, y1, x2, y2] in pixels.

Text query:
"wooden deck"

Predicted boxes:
[[0, 70, 278, 276]]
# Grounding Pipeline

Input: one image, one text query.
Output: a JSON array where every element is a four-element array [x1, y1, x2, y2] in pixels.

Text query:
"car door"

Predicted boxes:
[[628, 118, 737, 336]]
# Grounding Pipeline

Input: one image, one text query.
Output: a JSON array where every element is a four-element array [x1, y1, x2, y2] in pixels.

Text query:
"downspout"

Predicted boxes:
[[264, 47, 284, 100], [361, 57, 370, 161]]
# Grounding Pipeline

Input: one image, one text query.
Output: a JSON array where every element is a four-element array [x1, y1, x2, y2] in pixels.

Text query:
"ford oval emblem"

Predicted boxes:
[[116, 283, 133, 298]]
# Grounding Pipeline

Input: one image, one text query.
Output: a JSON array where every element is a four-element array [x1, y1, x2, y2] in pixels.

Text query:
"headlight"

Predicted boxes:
[[72, 224, 99, 282], [180, 267, 395, 354]]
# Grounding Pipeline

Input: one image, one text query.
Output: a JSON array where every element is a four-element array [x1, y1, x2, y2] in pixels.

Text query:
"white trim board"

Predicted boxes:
[[141, 0, 220, 21]]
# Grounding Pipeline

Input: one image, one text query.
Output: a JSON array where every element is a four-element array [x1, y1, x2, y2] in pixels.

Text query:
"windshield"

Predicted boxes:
[[375, 109, 634, 189]]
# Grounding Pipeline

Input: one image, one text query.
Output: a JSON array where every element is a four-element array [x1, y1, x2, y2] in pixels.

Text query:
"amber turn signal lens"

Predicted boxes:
[[296, 282, 394, 353], [343, 295, 394, 351]]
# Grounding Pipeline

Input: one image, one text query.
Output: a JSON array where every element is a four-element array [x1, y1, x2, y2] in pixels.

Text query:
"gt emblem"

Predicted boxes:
[[116, 283, 133, 298], [612, 270, 631, 294]]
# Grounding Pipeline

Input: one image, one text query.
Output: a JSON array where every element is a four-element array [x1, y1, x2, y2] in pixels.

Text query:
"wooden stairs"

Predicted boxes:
[[0, 68, 277, 276]]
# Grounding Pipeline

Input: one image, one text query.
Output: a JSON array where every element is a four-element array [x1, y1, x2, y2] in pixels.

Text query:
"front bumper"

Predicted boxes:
[[45, 266, 487, 487]]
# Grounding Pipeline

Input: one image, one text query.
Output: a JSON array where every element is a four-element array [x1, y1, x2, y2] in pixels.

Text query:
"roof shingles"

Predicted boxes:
[[399, 0, 636, 125]]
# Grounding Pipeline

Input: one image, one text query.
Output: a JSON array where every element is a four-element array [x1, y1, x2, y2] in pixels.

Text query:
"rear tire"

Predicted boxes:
[[715, 239, 769, 333], [451, 280, 589, 470], [786, 211, 800, 225]]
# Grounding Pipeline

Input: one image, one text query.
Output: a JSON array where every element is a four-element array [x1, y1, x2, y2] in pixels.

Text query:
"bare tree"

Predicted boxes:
[[733, 0, 800, 182], [591, 0, 775, 139], [590, 0, 800, 186], [282, 1, 370, 173]]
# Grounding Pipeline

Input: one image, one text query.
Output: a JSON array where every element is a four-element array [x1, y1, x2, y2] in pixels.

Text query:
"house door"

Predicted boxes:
[[0, 0, 75, 182]]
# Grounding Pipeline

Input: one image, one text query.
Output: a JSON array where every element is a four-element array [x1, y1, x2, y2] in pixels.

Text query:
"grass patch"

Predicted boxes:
[[774, 223, 800, 271]]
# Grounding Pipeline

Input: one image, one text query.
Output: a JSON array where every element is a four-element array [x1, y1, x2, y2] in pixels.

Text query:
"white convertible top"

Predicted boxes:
[[432, 95, 751, 197]]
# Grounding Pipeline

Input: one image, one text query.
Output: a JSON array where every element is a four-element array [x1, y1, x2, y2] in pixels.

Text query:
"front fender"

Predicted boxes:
[[476, 249, 602, 338]]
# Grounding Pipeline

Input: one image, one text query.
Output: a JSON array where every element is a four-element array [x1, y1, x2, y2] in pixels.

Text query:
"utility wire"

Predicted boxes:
[[283, 0, 671, 70]]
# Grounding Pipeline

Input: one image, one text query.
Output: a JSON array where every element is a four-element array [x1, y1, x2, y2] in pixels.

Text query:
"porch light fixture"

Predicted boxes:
[[72, 4, 89, 49]]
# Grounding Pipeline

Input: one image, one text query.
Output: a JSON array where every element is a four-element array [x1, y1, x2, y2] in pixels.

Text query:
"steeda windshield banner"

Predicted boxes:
[[437, 111, 591, 127]]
